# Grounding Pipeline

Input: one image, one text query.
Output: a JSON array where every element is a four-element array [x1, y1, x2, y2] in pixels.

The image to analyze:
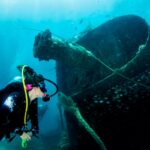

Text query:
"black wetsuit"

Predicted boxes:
[[0, 82, 39, 141]]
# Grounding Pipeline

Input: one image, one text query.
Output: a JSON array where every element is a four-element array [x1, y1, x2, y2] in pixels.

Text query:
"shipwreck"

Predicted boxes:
[[33, 15, 150, 150]]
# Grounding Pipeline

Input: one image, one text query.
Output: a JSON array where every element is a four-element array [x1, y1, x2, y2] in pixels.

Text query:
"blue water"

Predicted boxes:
[[0, 0, 150, 149]]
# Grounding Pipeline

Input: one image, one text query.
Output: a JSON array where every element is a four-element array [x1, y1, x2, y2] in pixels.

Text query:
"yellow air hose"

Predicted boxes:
[[21, 65, 29, 148]]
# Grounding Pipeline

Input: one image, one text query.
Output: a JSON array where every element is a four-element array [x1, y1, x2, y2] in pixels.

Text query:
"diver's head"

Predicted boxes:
[[17, 65, 58, 102]]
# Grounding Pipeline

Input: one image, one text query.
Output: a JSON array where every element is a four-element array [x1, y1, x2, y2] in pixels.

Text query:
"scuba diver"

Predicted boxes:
[[0, 65, 58, 146]]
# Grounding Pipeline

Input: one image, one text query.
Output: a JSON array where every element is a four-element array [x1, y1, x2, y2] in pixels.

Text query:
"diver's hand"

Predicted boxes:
[[20, 132, 32, 141]]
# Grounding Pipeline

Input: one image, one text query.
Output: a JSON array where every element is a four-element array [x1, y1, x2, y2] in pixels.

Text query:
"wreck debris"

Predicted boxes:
[[58, 92, 107, 150], [33, 30, 101, 70]]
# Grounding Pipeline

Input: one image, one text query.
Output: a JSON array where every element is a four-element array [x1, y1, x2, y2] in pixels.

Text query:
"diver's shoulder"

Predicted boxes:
[[0, 81, 23, 98], [5, 81, 23, 90]]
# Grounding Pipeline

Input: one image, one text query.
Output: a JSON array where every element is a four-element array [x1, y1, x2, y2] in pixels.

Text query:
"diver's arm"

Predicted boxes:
[[0, 92, 20, 125], [29, 99, 39, 136], [0, 92, 24, 141]]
